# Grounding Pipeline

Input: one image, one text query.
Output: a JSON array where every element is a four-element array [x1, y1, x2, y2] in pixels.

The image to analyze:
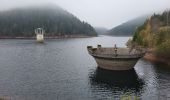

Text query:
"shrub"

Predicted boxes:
[[155, 40, 170, 58]]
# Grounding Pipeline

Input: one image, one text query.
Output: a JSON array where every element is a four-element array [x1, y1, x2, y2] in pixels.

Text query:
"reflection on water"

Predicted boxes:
[[90, 67, 144, 88], [0, 36, 170, 99], [89, 67, 144, 99]]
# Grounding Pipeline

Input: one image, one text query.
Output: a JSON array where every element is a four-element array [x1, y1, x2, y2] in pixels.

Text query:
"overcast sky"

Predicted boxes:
[[0, 0, 170, 29]]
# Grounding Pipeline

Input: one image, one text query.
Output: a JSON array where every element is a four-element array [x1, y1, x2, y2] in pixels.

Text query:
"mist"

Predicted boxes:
[[0, 0, 170, 29]]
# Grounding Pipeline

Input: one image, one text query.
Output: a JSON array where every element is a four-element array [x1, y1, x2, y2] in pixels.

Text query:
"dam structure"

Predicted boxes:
[[35, 28, 45, 43], [87, 45, 145, 71]]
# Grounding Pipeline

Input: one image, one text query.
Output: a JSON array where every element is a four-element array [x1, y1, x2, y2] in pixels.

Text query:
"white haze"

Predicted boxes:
[[0, 0, 170, 29]]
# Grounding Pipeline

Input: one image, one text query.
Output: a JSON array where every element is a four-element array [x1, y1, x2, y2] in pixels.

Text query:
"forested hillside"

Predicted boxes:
[[108, 16, 147, 36], [130, 11, 170, 59], [0, 5, 97, 37]]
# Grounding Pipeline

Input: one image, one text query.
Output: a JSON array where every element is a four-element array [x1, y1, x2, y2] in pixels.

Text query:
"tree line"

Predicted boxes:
[[128, 10, 170, 58], [0, 5, 97, 37]]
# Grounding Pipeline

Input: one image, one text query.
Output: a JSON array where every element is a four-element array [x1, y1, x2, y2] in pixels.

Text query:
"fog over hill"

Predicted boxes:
[[0, 4, 97, 37], [0, 0, 169, 28], [107, 16, 148, 36], [94, 27, 108, 35]]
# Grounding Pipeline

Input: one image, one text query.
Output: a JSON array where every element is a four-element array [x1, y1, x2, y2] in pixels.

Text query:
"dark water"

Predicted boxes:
[[0, 36, 170, 100]]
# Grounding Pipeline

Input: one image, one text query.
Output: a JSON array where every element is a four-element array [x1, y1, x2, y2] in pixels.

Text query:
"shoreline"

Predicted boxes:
[[143, 51, 170, 66], [0, 35, 96, 39]]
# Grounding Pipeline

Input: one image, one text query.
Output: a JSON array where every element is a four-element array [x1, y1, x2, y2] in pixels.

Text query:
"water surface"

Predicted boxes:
[[0, 36, 170, 100]]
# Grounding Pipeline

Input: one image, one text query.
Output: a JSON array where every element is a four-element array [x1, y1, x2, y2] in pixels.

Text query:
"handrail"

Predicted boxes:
[[91, 53, 143, 58]]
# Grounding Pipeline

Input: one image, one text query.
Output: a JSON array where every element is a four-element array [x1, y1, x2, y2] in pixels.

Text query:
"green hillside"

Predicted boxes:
[[131, 11, 170, 58], [108, 16, 148, 36], [0, 5, 97, 37]]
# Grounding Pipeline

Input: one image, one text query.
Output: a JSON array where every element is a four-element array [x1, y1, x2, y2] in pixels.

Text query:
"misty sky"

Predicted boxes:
[[0, 0, 170, 29]]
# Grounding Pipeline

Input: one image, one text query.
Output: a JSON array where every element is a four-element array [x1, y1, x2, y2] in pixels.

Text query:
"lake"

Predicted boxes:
[[0, 36, 170, 100]]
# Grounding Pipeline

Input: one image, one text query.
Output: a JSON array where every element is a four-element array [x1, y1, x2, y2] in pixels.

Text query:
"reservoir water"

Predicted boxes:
[[0, 36, 170, 100]]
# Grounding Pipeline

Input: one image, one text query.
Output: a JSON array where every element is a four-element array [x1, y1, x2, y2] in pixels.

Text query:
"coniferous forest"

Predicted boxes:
[[0, 5, 97, 37]]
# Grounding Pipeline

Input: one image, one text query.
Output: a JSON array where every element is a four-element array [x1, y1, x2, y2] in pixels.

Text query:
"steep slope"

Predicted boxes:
[[0, 5, 97, 37], [131, 11, 170, 65], [108, 16, 148, 36]]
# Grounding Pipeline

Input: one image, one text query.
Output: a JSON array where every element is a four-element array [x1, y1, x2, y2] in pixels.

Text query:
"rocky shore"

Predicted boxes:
[[144, 50, 170, 66]]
